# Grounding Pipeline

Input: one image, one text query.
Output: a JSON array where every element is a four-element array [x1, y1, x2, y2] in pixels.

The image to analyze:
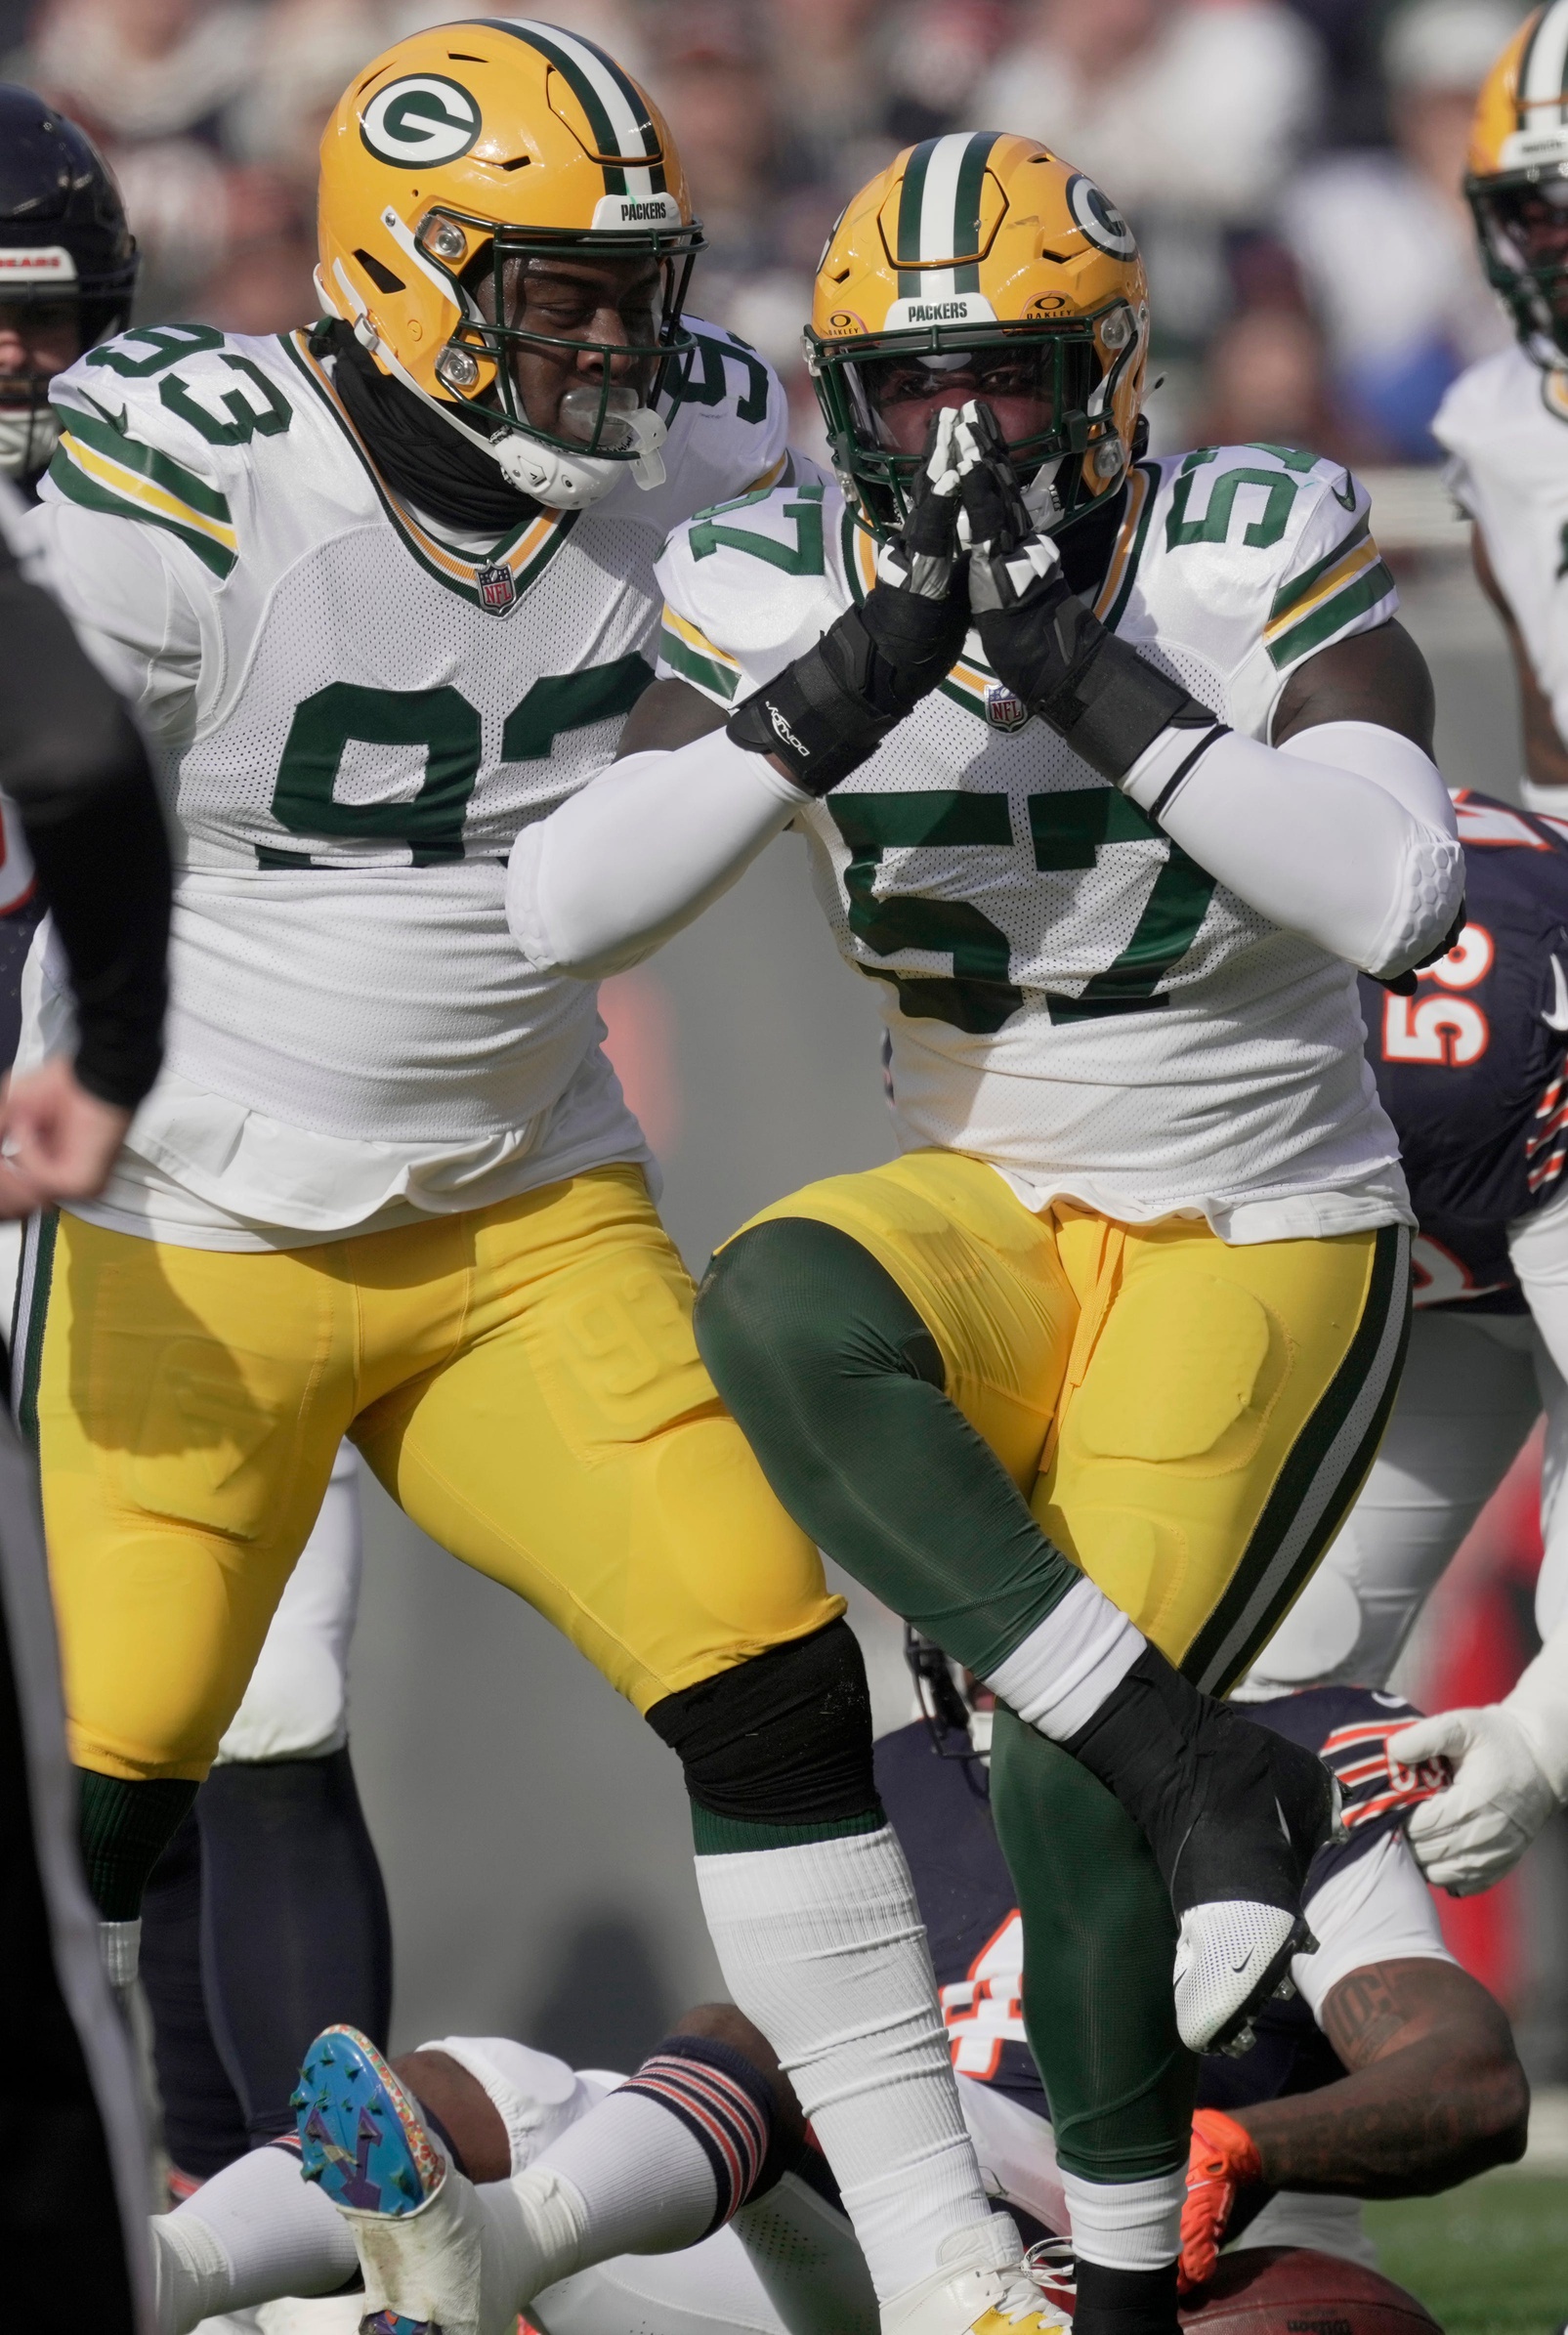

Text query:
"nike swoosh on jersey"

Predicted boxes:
[[1544, 954, 1568, 1032]]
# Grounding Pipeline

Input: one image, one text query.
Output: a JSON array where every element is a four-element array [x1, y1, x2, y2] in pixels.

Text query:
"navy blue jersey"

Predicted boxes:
[[1358, 791, 1568, 1314], [874, 1686, 1444, 2126]]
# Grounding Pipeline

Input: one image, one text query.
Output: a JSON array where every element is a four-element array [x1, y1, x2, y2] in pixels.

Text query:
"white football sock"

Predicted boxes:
[[100, 1916, 140, 1990], [1060, 2167, 1184, 2271], [151, 2144, 356, 2334], [696, 1825, 995, 2303], [436, 2034, 774, 2314], [981, 1576, 1144, 1741]]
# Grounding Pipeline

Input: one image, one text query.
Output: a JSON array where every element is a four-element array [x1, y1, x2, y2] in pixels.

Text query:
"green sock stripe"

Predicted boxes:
[[77, 1770, 199, 1919], [691, 1805, 885, 1856]]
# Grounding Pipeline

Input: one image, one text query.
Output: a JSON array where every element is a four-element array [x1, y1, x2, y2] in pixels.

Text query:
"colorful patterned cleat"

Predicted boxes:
[[294, 2024, 445, 2222]]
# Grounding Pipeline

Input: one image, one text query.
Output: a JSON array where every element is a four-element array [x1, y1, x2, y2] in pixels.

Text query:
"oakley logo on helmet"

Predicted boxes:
[[360, 75, 482, 169], [1067, 173, 1138, 260]]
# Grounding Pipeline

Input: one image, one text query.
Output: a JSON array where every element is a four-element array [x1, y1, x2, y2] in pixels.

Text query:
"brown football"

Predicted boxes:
[[1177, 2246, 1443, 2335]]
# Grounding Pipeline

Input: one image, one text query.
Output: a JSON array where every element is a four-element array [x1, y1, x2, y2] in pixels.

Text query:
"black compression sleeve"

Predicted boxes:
[[0, 549, 170, 1109]]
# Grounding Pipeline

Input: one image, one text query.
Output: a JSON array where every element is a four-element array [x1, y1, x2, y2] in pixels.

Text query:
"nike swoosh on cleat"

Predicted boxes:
[[1229, 1951, 1256, 1974]]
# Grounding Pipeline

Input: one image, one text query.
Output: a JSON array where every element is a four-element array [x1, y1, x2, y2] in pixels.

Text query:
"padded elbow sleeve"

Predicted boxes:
[[646, 1619, 881, 1831]]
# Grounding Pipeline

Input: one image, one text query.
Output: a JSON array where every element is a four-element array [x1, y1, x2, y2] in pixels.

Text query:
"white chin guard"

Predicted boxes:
[[492, 404, 667, 509]]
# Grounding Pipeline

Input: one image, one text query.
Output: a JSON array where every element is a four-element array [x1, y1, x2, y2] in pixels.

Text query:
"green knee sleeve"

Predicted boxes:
[[990, 1703, 1195, 2182], [77, 1770, 198, 1920], [695, 1217, 1080, 1677]]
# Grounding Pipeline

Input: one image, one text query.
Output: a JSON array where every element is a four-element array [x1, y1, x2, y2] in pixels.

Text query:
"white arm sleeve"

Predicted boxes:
[[1121, 718, 1463, 979], [506, 730, 807, 979], [1291, 1828, 1455, 2021]]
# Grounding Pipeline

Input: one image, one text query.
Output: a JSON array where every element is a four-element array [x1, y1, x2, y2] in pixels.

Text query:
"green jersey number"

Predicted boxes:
[[826, 786, 1216, 1032], [267, 655, 653, 866], [677, 331, 772, 427], [85, 326, 293, 445], [1165, 450, 1301, 553], [689, 482, 826, 575], [829, 793, 1021, 1035]]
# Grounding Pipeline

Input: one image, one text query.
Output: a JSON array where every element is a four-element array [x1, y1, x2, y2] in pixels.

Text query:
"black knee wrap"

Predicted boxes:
[[647, 1619, 881, 1830]]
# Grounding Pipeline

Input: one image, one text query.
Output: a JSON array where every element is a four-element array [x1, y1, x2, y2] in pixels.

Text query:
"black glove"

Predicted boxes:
[[957, 403, 1222, 794], [728, 408, 971, 796]]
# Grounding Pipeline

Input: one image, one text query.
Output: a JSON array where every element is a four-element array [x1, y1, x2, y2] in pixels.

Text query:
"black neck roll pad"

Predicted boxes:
[[646, 1618, 882, 1829]]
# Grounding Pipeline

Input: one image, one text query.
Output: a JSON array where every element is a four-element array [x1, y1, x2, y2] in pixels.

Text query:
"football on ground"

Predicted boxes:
[[1177, 2246, 1442, 2334]]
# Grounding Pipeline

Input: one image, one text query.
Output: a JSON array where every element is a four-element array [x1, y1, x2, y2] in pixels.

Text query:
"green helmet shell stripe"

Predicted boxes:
[[896, 132, 997, 299], [473, 17, 664, 195]]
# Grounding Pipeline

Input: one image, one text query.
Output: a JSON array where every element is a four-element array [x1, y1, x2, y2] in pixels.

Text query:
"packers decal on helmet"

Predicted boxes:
[[317, 17, 702, 508], [1467, 2, 1568, 368], [807, 133, 1149, 538]]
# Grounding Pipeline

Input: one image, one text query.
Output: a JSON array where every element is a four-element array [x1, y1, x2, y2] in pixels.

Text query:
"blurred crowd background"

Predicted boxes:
[[0, 0, 1541, 464]]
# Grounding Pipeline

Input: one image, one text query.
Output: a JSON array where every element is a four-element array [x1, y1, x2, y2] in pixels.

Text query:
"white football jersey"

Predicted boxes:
[[1433, 343, 1568, 749], [25, 319, 788, 1243], [656, 448, 1411, 1241]]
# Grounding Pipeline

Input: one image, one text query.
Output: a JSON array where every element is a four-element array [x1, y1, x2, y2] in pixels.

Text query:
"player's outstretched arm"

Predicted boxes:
[[508, 413, 971, 980], [0, 531, 170, 1213], [1179, 1957, 1527, 2287], [957, 412, 1464, 983]]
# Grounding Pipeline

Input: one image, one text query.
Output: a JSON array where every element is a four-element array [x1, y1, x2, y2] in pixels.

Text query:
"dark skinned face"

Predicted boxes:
[[1487, 181, 1568, 316], [862, 344, 1056, 456], [471, 250, 664, 439]]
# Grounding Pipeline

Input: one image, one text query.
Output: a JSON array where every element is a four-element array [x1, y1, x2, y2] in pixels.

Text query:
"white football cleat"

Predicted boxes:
[[1173, 1900, 1319, 2056], [881, 2216, 1071, 2335]]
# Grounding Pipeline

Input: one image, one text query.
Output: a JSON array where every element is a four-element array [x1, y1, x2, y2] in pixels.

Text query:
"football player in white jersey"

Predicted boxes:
[[1249, 2, 1568, 1896], [18, 31, 1073, 2335], [497, 135, 1464, 2335]]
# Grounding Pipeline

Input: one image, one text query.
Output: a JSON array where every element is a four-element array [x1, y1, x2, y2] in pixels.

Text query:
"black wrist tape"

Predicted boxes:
[[1035, 611, 1215, 784], [727, 603, 915, 796]]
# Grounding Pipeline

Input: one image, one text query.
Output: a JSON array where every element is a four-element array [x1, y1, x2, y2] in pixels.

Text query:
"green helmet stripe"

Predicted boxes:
[[952, 132, 996, 293], [470, 18, 665, 195], [896, 139, 940, 295]]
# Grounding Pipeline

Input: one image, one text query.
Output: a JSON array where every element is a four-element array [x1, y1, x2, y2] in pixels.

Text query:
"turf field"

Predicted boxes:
[[1365, 2175, 1568, 2333]]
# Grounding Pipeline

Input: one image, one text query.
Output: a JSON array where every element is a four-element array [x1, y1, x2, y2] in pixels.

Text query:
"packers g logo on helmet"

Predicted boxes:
[[807, 133, 1149, 538], [359, 76, 483, 169], [317, 18, 702, 508], [1467, 2, 1568, 368], [1066, 175, 1136, 259]]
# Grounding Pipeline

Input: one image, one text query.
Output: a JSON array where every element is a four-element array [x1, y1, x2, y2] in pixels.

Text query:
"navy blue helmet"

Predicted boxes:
[[0, 85, 137, 479]]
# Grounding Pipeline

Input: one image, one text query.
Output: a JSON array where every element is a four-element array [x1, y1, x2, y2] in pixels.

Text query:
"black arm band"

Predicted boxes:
[[726, 603, 918, 797], [1036, 611, 1215, 785], [0, 564, 171, 1109]]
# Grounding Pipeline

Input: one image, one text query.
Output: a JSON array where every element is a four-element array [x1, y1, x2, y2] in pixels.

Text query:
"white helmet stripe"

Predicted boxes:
[[916, 133, 978, 298], [1522, 0, 1568, 120], [503, 16, 658, 197]]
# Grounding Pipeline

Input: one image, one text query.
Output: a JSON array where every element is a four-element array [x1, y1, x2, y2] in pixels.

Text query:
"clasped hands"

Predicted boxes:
[[725, 401, 1084, 798]]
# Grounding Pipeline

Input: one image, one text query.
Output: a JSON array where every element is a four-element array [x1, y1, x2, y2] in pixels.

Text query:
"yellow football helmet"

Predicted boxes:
[[1467, 2, 1568, 368], [317, 17, 702, 505], [808, 133, 1149, 538]]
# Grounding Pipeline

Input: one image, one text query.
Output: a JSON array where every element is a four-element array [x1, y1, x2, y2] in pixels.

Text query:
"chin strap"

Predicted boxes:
[[317, 261, 667, 510]]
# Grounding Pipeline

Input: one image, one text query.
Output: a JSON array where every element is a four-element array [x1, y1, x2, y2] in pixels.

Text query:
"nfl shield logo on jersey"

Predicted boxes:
[[476, 562, 516, 615], [985, 682, 1030, 732]]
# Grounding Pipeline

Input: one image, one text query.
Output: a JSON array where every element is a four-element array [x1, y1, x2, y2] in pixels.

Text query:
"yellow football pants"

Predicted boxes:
[[21, 1166, 840, 1781], [740, 1151, 1411, 1692]]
